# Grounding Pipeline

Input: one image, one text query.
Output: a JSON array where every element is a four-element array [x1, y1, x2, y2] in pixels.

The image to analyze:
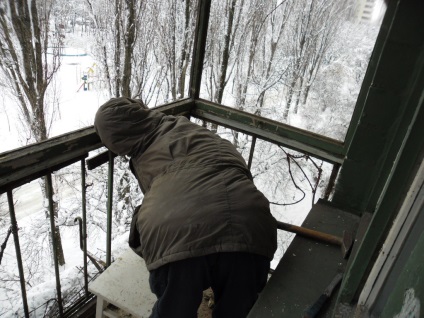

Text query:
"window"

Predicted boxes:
[[199, 0, 386, 141]]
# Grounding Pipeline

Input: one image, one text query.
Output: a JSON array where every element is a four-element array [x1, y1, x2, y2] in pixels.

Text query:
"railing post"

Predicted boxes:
[[248, 136, 257, 170], [81, 159, 89, 295], [7, 190, 30, 317], [324, 163, 340, 200], [46, 173, 64, 316], [106, 151, 114, 267], [189, 0, 211, 99]]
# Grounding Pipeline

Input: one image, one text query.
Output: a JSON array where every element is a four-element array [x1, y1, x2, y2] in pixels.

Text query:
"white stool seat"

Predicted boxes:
[[88, 249, 156, 318]]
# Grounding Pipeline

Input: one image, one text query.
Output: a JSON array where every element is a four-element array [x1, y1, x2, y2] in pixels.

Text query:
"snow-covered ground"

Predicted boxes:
[[0, 50, 106, 154], [50, 48, 108, 138]]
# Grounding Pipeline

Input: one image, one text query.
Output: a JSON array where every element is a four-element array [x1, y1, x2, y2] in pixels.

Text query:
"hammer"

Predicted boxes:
[[276, 221, 353, 258]]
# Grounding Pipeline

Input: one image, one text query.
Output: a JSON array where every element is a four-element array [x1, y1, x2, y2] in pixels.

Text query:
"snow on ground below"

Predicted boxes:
[[0, 39, 107, 154], [51, 53, 108, 137]]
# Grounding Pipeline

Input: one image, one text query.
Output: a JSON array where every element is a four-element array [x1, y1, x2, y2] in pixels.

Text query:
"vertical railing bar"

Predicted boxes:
[[188, 0, 212, 99], [324, 163, 341, 200], [7, 190, 30, 318], [248, 136, 257, 170], [106, 151, 114, 267], [46, 173, 63, 316], [80, 159, 88, 295]]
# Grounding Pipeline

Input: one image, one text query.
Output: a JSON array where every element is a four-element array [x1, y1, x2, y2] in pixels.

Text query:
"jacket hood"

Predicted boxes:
[[94, 97, 164, 156]]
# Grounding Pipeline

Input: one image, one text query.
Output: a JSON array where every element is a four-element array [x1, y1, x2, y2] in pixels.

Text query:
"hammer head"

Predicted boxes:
[[341, 230, 354, 259]]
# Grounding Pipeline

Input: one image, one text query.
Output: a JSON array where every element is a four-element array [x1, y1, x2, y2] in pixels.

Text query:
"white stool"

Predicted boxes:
[[88, 249, 156, 318]]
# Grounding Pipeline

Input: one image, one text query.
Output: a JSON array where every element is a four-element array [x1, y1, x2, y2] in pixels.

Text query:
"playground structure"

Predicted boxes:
[[77, 63, 98, 92]]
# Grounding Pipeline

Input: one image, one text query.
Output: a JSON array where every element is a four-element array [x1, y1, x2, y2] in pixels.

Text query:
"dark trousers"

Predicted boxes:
[[148, 252, 270, 318]]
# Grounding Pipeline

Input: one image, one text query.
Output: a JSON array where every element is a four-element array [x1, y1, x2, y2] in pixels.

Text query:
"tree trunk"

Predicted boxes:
[[122, 0, 136, 97], [103, 46, 113, 97], [0, 0, 65, 265], [177, 0, 192, 98], [283, 77, 297, 120], [215, 0, 237, 104], [293, 74, 305, 114], [255, 1, 292, 117], [114, 0, 122, 97], [169, 0, 177, 100]]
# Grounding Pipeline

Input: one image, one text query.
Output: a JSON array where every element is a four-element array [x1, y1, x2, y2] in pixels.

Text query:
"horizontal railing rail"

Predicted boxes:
[[0, 99, 345, 317], [193, 99, 345, 164]]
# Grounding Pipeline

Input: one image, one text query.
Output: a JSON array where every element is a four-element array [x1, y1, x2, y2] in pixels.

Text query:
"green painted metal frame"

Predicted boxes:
[[339, 77, 424, 305], [106, 151, 114, 267], [6, 190, 29, 317], [80, 159, 89, 296], [153, 98, 194, 115], [46, 173, 64, 315], [192, 99, 345, 164], [335, 0, 424, 305], [0, 127, 100, 194], [186, 0, 346, 166], [188, 0, 211, 99]]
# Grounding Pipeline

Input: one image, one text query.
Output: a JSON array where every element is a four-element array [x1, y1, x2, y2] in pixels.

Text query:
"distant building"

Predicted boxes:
[[354, 0, 385, 24]]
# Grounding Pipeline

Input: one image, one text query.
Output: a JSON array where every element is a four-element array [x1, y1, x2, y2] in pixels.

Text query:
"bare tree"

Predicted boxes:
[[283, 0, 348, 119], [176, 0, 195, 98], [248, 0, 293, 116], [232, 0, 268, 112], [131, 9, 168, 105], [205, 0, 292, 142], [0, 0, 65, 265], [204, 0, 350, 124], [86, 0, 142, 98], [202, 0, 244, 133], [211, 0, 241, 104], [151, 0, 196, 101], [87, 0, 189, 104]]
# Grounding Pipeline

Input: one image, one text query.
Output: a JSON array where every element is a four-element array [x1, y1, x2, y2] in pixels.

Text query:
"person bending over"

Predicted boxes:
[[94, 97, 277, 318]]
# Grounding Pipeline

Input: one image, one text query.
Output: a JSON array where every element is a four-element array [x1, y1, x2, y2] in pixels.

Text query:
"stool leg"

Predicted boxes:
[[96, 296, 106, 318]]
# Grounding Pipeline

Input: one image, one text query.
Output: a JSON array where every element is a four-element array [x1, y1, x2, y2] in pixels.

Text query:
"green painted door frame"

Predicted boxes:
[[333, 0, 424, 305]]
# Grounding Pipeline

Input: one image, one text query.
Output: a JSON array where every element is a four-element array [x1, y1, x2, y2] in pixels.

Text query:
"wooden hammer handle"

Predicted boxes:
[[276, 221, 342, 246]]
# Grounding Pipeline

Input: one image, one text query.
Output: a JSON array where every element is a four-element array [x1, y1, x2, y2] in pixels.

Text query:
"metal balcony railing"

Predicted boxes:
[[0, 98, 345, 317]]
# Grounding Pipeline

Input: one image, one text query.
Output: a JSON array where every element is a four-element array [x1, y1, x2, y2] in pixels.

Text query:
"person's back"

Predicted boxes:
[[94, 97, 277, 317]]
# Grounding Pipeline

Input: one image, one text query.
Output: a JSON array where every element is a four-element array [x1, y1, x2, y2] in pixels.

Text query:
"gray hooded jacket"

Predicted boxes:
[[94, 97, 277, 271]]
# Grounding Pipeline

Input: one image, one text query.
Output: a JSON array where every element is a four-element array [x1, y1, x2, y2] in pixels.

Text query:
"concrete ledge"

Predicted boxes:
[[248, 199, 359, 318]]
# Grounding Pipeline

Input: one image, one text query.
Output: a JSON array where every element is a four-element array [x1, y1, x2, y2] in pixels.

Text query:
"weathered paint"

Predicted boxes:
[[193, 99, 345, 164], [0, 127, 100, 194], [332, 0, 424, 213], [333, 0, 424, 303], [381, 227, 424, 317]]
